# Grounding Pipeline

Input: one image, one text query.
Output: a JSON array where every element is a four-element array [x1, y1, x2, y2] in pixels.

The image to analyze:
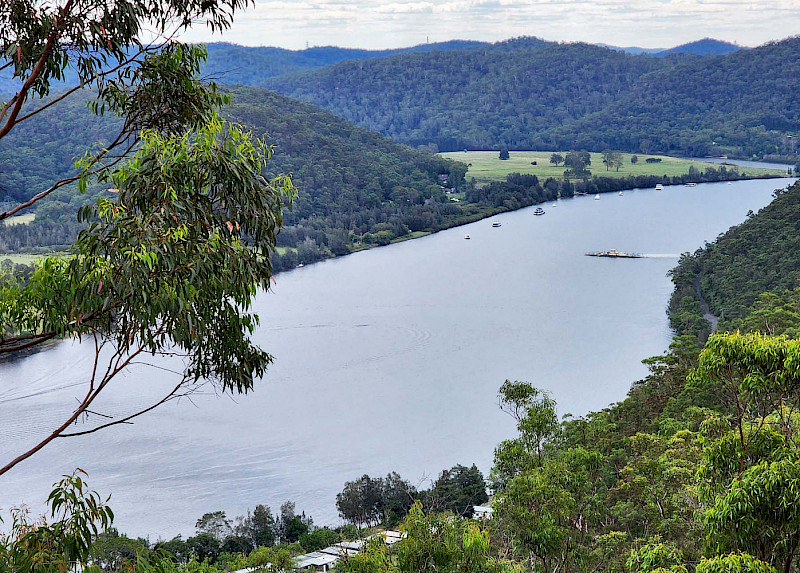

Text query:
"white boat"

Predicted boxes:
[[552, 203, 557, 207], [464, 234, 471, 240], [594, 194, 600, 200], [492, 221, 502, 227], [685, 182, 697, 187], [619, 191, 624, 196], [727, 182, 733, 185], [655, 184, 664, 191]]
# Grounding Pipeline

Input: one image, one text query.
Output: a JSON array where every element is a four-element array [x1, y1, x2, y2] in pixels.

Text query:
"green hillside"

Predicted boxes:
[[265, 37, 800, 158], [670, 179, 800, 341]]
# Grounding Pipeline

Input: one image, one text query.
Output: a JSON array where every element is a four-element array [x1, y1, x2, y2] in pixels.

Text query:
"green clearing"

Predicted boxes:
[[439, 150, 787, 182], [1, 253, 44, 266], [3, 213, 35, 226]]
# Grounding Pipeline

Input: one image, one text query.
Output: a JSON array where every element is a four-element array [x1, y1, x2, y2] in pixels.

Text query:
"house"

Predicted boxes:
[[472, 505, 494, 519], [295, 552, 339, 572]]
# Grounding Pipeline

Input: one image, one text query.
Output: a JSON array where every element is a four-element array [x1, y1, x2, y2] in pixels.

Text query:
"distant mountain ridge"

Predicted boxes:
[[200, 40, 491, 85], [658, 38, 742, 56], [607, 38, 742, 57], [1, 36, 744, 94]]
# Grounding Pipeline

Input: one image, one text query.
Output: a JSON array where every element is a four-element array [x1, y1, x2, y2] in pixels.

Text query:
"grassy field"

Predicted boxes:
[[439, 151, 787, 182], [3, 213, 35, 226], [0, 253, 45, 265]]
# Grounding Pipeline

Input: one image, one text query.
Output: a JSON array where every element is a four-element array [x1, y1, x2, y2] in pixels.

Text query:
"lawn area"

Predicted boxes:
[[1, 253, 45, 266], [3, 213, 35, 226], [439, 151, 786, 182]]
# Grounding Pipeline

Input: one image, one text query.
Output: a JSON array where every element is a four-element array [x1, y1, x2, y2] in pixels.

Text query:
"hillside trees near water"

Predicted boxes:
[[670, 180, 800, 342], [0, 86, 471, 267]]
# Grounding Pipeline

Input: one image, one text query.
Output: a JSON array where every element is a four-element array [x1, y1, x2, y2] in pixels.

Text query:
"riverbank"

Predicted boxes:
[[2, 166, 789, 276], [271, 167, 789, 273]]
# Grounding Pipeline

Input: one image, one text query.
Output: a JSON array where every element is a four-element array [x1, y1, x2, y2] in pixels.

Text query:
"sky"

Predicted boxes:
[[181, 0, 800, 51]]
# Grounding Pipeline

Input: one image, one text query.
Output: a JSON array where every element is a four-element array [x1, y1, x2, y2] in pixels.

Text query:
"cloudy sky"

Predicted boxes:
[[182, 0, 800, 51]]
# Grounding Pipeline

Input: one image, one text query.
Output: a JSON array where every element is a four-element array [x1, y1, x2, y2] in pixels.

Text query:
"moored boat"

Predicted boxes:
[[594, 194, 600, 200], [533, 207, 545, 216], [655, 184, 664, 191], [492, 221, 502, 227], [464, 234, 471, 239]]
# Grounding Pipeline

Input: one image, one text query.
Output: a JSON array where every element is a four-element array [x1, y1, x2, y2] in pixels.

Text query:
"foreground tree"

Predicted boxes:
[[0, 470, 113, 572], [0, 1, 294, 474]]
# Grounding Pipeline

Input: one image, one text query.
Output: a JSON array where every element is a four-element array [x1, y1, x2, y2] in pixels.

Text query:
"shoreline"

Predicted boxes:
[[272, 171, 790, 275]]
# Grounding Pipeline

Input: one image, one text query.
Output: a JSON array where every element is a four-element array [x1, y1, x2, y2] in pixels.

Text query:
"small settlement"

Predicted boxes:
[[229, 502, 496, 573], [232, 530, 406, 573]]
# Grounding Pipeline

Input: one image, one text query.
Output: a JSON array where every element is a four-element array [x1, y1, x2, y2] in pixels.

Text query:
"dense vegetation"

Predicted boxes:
[[9, 180, 800, 573], [670, 180, 800, 342], [0, 86, 468, 263], [3, 83, 761, 270], [265, 37, 800, 158], [201, 41, 489, 85]]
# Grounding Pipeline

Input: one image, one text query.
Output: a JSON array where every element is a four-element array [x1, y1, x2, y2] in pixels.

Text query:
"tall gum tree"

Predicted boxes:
[[0, 1, 294, 475]]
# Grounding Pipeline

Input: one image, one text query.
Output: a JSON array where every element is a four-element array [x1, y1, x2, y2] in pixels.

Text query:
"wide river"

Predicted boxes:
[[0, 177, 793, 538]]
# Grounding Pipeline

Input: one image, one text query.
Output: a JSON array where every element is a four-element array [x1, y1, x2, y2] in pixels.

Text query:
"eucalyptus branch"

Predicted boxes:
[[60, 377, 191, 437], [12, 45, 153, 126], [0, 336, 148, 476], [0, 0, 77, 140], [0, 118, 136, 220], [0, 331, 58, 353]]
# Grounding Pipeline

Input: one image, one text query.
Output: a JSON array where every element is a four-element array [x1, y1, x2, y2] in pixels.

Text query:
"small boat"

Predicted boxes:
[[655, 184, 664, 191], [552, 203, 557, 207], [619, 191, 624, 196], [533, 208, 545, 216], [586, 249, 643, 259], [594, 194, 600, 200], [464, 234, 471, 240], [685, 182, 697, 187], [492, 221, 502, 227], [727, 182, 733, 185]]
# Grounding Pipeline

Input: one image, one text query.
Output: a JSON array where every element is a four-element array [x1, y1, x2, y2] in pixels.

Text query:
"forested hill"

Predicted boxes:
[[656, 38, 742, 56], [264, 37, 800, 157], [0, 86, 473, 260], [265, 41, 663, 151], [201, 40, 490, 85], [0, 40, 493, 93], [669, 179, 800, 342]]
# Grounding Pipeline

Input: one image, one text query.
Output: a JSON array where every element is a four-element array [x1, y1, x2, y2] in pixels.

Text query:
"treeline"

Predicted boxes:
[[335, 465, 488, 529], [466, 165, 764, 214], [89, 500, 337, 571], [265, 37, 800, 158], [669, 180, 800, 342], [85, 463, 489, 572]]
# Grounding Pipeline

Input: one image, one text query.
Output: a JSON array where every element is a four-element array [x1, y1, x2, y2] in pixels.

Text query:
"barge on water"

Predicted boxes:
[[586, 249, 643, 259]]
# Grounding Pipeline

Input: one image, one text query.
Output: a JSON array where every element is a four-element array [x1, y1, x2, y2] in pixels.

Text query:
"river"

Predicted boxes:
[[0, 176, 793, 538]]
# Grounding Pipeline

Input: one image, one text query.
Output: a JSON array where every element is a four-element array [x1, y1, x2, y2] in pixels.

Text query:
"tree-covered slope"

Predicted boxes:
[[573, 37, 800, 157], [265, 41, 662, 151], [669, 179, 800, 341], [656, 38, 742, 56], [0, 86, 473, 261], [265, 37, 800, 157], [0, 40, 493, 93]]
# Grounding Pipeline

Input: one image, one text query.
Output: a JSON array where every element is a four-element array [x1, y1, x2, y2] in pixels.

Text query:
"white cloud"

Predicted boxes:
[[180, 0, 800, 50]]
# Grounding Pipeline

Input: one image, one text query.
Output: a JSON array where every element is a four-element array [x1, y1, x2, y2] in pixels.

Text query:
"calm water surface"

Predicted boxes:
[[0, 177, 793, 537]]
